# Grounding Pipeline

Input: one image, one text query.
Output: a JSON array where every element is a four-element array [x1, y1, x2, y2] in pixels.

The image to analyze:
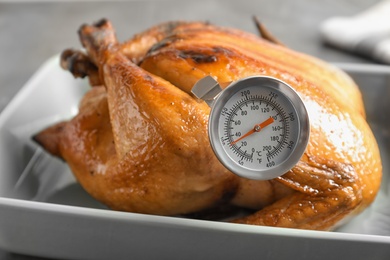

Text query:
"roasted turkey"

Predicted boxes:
[[33, 19, 382, 230]]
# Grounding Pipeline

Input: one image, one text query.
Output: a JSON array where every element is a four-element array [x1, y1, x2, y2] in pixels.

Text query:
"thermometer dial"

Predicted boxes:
[[192, 76, 310, 180]]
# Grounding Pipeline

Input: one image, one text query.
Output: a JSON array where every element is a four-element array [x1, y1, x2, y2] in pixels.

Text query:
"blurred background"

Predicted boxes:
[[0, 0, 385, 259], [0, 0, 383, 114]]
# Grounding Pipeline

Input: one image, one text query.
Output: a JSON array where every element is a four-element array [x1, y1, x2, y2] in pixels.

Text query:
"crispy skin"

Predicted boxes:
[[60, 21, 209, 86], [34, 19, 382, 230]]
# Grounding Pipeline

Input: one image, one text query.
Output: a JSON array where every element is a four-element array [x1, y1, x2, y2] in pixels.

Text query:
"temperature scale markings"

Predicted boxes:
[[223, 94, 295, 163], [231, 144, 253, 160]]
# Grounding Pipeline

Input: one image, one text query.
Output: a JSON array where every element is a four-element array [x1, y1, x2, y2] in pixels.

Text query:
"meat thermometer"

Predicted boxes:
[[192, 76, 310, 180]]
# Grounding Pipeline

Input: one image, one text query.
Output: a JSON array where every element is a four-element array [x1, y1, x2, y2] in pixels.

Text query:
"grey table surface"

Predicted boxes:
[[0, 0, 383, 259]]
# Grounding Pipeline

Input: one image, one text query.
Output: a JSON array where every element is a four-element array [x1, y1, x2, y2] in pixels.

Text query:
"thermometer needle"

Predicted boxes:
[[231, 117, 274, 145]]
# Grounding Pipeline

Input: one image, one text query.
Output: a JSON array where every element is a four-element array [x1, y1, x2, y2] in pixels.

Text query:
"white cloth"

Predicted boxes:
[[320, 0, 390, 63]]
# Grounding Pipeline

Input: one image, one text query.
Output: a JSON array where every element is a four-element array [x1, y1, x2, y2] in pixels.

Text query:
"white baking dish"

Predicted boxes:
[[0, 56, 389, 260]]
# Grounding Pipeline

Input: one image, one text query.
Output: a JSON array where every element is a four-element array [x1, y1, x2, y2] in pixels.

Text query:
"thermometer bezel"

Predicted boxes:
[[208, 76, 310, 180]]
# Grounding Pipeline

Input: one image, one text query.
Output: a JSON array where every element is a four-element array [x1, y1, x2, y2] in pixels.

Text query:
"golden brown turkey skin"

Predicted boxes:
[[34, 19, 382, 230]]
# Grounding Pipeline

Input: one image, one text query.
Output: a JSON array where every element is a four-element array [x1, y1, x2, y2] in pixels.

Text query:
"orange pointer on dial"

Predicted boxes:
[[231, 116, 275, 145]]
